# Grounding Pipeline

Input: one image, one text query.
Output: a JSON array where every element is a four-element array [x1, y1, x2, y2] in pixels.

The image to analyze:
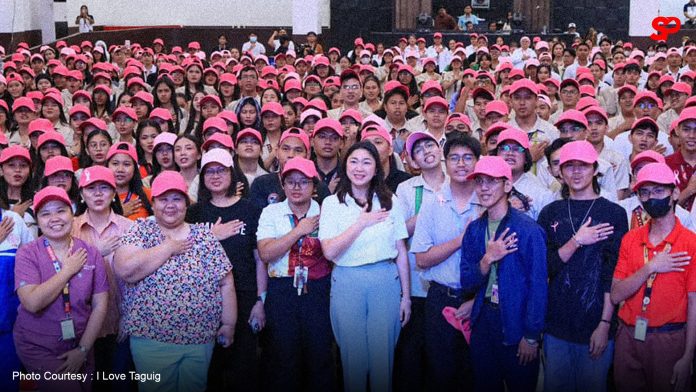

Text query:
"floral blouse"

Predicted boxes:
[[120, 219, 232, 344]]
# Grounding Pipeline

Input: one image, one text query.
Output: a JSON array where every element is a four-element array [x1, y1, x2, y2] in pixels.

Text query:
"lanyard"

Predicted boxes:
[[44, 238, 74, 318], [414, 186, 424, 214], [641, 243, 671, 313], [288, 215, 304, 267], [123, 191, 133, 203]]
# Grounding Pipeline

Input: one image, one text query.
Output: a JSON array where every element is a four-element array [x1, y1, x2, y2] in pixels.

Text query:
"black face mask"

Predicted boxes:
[[642, 195, 672, 218]]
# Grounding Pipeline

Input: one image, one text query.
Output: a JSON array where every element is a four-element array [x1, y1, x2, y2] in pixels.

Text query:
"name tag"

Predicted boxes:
[[491, 283, 500, 304], [60, 318, 76, 340], [634, 316, 648, 342]]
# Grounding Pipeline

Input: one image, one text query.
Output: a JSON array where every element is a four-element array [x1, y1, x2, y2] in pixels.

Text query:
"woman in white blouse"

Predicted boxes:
[[319, 141, 411, 392]]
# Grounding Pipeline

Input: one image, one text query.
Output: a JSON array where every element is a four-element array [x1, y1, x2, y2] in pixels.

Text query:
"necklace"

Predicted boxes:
[[567, 197, 597, 235]]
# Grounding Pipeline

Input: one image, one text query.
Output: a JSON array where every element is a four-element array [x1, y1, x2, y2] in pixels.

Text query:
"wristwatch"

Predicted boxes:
[[524, 338, 538, 346], [78, 345, 88, 354], [256, 292, 267, 304]]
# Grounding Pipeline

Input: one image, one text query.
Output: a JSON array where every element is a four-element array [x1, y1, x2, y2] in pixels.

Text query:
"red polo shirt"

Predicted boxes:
[[665, 150, 696, 210]]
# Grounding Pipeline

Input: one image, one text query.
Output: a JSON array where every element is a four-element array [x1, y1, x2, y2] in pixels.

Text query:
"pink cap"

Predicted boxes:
[[630, 150, 666, 170], [677, 106, 696, 126], [582, 106, 608, 123], [423, 96, 449, 112], [261, 102, 284, 117], [509, 79, 539, 96], [313, 118, 344, 137], [153, 132, 177, 150], [37, 131, 66, 149], [79, 117, 107, 132], [12, 97, 35, 112], [150, 107, 173, 122], [577, 73, 595, 86], [658, 74, 675, 86], [361, 125, 393, 146], [496, 128, 530, 149], [485, 100, 509, 116], [28, 118, 54, 136], [466, 156, 512, 181], [202, 117, 227, 133], [199, 95, 222, 109], [151, 170, 188, 198], [632, 117, 659, 132], [281, 157, 319, 179], [93, 84, 112, 96], [280, 128, 311, 152], [0, 145, 30, 164], [202, 133, 234, 151], [33, 186, 71, 212], [507, 69, 525, 80], [579, 85, 596, 97], [339, 109, 363, 124], [633, 162, 676, 191], [112, 106, 138, 121], [617, 84, 637, 97], [300, 109, 322, 124], [284, 78, 302, 92], [106, 142, 138, 164], [218, 111, 238, 125], [558, 140, 598, 166], [127, 77, 148, 90], [41, 93, 64, 106], [554, 109, 589, 128], [44, 156, 73, 177], [201, 148, 233, 168], [305, 99, 328, 113], [237, 128, 263, 144], [577, 97, 599, 111], [384, 80, 410, 97], [421, 80, 443, 95], [446, 113, 471, 128], [633, 91, 663, 110], [79, 165, 116, 189], [666, 82, 692, 96], [406, 131, 438, 158]]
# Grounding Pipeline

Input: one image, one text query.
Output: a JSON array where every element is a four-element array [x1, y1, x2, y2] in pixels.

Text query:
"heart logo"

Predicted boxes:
[[650, 16, 682, 41]]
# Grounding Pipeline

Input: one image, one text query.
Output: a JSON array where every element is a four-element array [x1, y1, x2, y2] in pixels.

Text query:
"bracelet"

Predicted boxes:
[[572, 236, 583, 248], [600, 319, 611, 324], [77, 345, 88, 354]]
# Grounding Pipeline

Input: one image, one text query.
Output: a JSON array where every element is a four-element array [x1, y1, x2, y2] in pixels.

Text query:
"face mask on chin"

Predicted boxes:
[[642, 195, 673, 219]]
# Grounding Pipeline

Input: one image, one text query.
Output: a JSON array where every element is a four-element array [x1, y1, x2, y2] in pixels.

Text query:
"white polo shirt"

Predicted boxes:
[[319, 193, 408, 267]]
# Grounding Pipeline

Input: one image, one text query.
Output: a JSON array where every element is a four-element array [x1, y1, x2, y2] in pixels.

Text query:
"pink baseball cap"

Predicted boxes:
[[28, 118, 54, 136], [339, 109, 362, 124], [630, 150, 666, 171], [0, 145, 30, 164], [361, 125, 393, 146], [423, 96, 449, 112], [33, 186, 71, 212], [79, 117, 108, 132], [44, 156, 73, 177], [666, 82, 692, 96], [79, 165, 116, 189], [446, 112, 472, 128], [496, 128, 530, 149], [300, 109, 322, 124], [509, 79, 539, 96], [677, 106, 696, 126], [312, 118, 344, 137], [153, 132, 177, 150], [280, 128, 311, 152], [37, 131, 66, 149], [582, 106, 608, 123], [406, 131, 438, 158], [466, 156, 512, 181], [218, 111, 239, 125], [305, 99, 328, 113], [202, 133, 234, 151], [106, 142, 138, 164], [201, 148, 233, 168], [421, 80, 443, 95], [485, 100, 509, 116], [577, 96, 599, 111], [632, 117, 659, 133], [384, 80, 410, 97], [237, 128, 263, 144], [199, 94, 222, 108], [202, 117, 227, 133], [150, 107, 173, 122], [261, 102, 284, 117], [281, 157, 319, 179], [633, 162, 676, 191], [12, 97, 35, 112], [112, 106, 138, 121], [127, 77, 148, 90], [558, 140, 598, 166], [151, 170, 188, 199], [554, 109, 589, 128], [633, 91, 663, 109]]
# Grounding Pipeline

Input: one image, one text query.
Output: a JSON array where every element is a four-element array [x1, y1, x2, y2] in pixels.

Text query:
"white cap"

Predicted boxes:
[[568, 23, 576, 28]]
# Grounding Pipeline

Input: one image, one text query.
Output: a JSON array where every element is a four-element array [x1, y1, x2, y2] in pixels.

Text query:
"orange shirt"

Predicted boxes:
[[118, 187, 152, 221], [614, 219, 696, 327]]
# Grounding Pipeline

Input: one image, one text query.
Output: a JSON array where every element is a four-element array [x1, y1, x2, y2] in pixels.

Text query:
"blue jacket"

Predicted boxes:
[[460, 206, 548, 345]]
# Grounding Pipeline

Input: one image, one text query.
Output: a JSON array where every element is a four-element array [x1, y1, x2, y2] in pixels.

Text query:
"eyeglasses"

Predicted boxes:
[[283, 178, 312, 189], [422, 91, 440, 98], [498, 144, 525, 153], [446, 124, 470, 132], [316, 132, 341, 142], [638, 186, 670, 199], [342, 84, 360, 90], [446, 153, 475, 164], [114, 117, 134, 123], [71, 114, 89, 121], [560, 89, 578, 96], [559, 125, 586, 134], [305, 82, 321, 88], [203, 166, 229, 177], [474, 177, 505, 186], [636, 102, 657, 109]]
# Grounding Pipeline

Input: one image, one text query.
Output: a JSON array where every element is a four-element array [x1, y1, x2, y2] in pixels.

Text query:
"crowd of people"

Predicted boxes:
[[0, 24, 694, 392]]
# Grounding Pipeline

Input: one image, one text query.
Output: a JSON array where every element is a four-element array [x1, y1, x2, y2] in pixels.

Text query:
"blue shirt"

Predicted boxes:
[[460, 206, 548, 344]]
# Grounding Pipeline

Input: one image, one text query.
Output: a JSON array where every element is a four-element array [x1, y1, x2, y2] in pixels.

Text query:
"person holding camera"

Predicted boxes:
[[75, 5, 95, 33], [268, 29, 296, 54]]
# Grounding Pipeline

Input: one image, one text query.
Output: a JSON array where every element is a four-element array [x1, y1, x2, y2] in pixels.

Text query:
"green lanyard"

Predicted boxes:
[[415, 185, 424, 214]]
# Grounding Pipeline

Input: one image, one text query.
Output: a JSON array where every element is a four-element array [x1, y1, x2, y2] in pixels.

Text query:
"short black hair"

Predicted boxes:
[[544, 137, 571, 163], [624, 63, 642, 73], [563, 48, 576, 57], [630, 122, 659, 137], [307, 31, 317, 37], [444, 133, 481, 159]]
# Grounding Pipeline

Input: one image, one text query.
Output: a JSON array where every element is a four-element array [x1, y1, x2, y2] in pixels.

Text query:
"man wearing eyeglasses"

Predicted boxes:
[[549, 79, 581, 125], [508, 79, 560, 164], [658, 82, 692, 135], [460, 155, 547, 392], [611, 91, 675, 160], [327, 69, 371, 120], [611, 162, 696, 392]]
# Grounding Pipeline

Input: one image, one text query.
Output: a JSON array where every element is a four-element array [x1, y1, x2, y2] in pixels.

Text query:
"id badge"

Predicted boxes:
[[634, 316, 649, 342], [60, 318, 76, 340], [293, 266, 309, 295], [491, 283, 500, 304]]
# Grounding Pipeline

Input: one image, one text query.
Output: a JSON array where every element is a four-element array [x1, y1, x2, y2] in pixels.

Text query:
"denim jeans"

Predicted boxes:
[[543, 333, 614, 392]]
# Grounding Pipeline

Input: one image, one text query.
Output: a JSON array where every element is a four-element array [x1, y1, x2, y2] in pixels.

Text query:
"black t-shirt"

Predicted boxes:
[[186, 198, 261, 293], [249, 172, 330, 210], [385, 163, 412, 193], [537, 197, 628, 344]]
